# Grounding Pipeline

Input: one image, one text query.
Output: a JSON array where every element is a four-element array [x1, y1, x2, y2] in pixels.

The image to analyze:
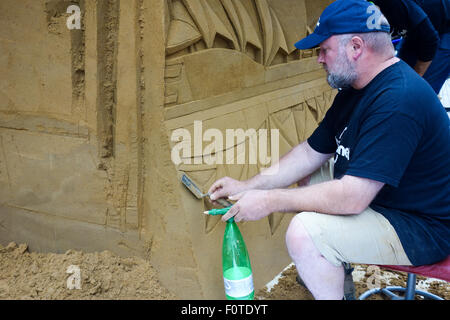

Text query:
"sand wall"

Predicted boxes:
[[0, 0, 335, 299]]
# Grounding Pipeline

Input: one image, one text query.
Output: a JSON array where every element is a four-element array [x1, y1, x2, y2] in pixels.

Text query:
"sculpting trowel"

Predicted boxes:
[[180, 172, 233, 207]]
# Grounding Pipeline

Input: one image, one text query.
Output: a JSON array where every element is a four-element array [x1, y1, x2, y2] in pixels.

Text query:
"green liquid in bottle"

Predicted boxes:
[[222, 220, 254, 300]]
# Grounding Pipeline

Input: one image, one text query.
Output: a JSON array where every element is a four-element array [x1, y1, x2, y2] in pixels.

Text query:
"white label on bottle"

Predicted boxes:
[[223, 274, 254, 298]]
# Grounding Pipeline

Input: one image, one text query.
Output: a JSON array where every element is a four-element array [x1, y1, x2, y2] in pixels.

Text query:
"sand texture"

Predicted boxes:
[[1, 242, 447, 300], [0, 243, 176, 300]]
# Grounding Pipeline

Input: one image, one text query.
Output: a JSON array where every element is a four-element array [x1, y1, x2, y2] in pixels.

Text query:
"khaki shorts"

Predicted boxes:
[[295, 160, 413, 267]]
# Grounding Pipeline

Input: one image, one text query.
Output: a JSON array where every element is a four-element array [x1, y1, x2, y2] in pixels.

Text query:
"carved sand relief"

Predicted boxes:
[[164, 0, 336, 236], [169, 83, 336, 234], [0, 0, 335, 299], [0, 0, 142, 244]]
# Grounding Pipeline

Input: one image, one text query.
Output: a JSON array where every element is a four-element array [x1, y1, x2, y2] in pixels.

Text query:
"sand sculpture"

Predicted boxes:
[[0, 0, 335, 299]]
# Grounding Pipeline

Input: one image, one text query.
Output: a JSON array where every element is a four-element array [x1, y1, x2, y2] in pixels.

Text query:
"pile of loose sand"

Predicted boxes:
[[0, 242, 176, 300], [1, 242, 447, 300]]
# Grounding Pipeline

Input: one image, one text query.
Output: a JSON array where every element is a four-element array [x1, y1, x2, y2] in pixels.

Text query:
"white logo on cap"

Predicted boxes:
[[317, 18, 321, 27]]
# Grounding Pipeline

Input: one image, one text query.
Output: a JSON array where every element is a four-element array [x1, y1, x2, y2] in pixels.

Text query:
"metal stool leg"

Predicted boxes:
[[404, 273, 416, 300], [359, 272, 445, 300]]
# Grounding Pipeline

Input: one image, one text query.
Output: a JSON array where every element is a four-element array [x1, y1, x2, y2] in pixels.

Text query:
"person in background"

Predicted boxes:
[[373, 0, 450, 111]]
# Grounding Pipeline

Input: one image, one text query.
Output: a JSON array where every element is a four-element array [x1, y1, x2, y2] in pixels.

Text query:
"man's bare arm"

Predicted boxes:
[[248, 140, 333, 189], [209, 141, 332, 201], [223, 174, 385, 222], [272, 175, 385, 215]]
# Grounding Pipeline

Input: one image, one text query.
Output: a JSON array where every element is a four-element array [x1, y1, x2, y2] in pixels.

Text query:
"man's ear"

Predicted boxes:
[[350, 36, 364, 60]]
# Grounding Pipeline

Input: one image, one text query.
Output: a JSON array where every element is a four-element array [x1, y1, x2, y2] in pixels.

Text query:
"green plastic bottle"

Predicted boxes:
[[222, 217, 254, 300]]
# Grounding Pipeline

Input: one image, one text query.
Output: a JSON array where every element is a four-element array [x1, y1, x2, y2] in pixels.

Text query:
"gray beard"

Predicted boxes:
[[327, 71, 357, 89], [325, 53, 358, 89]]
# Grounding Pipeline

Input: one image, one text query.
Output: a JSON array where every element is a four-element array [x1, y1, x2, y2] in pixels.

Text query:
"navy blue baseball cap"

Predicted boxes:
[[295, 0, 391, 50]]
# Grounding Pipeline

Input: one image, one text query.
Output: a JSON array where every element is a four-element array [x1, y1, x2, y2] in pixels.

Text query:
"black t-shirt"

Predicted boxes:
[[373, 0, 450, 61], [308, 60, 450, 266]]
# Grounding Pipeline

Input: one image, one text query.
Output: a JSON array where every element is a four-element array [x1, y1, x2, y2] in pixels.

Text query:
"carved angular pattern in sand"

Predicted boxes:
[[175, 88, 335, 235], [166, 0, 308, 66]]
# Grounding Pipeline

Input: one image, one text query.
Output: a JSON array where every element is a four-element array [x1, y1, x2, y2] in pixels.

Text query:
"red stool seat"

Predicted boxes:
[[381, 255, 450, 282]]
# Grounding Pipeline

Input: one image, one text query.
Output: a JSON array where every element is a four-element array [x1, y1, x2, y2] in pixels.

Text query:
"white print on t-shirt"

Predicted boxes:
[[334, 127, 350, 163]]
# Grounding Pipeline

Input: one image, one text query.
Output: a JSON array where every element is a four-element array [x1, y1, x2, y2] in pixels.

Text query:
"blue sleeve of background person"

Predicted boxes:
[[406, 16, 440, 61], [374, 0, 440, 61], [444, 0, 450, 22], [373, 0, 426, 29], [401, 0, 429, 28], [344, 110, 422, 187], [397, 0, 439, 61]]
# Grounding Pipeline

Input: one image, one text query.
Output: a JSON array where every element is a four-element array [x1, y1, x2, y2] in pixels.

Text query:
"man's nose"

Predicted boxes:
[[317, 52, 325, 64]]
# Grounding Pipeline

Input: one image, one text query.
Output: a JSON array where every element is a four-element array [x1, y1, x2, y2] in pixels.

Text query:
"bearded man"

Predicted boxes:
[[207, 0, 450, 300]]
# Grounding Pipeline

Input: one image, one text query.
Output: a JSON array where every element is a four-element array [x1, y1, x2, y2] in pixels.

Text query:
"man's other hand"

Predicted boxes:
[[222, 190, 275, 223]]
